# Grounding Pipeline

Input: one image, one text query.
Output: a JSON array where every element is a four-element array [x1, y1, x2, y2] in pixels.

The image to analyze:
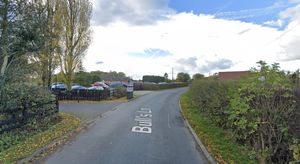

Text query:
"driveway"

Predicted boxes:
[[60, 102, 122, 122]]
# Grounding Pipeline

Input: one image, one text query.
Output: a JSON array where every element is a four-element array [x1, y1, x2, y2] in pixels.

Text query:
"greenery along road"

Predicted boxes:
[[0, 113, 80, 163], [0, 1, 92, 162], [187, 61, 300, 164]]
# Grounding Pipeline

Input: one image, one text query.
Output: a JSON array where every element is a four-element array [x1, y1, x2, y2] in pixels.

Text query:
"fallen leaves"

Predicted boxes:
[[0, 113, 80, 163]]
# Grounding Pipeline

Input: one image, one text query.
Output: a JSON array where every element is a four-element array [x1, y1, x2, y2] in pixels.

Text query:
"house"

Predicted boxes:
[[218, 71, 250, 80]]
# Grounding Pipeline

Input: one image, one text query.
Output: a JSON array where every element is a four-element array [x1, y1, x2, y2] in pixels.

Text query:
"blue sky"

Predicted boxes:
[[169, 0, 292, 28]]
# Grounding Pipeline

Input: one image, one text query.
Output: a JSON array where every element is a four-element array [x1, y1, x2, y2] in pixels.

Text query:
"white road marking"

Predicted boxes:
[[167, 113, 171, 128], [131, 108, 152, 134]]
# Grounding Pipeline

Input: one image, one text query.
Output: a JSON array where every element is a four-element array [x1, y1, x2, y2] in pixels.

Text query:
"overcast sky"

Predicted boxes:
[[84, 0, 300, 79]]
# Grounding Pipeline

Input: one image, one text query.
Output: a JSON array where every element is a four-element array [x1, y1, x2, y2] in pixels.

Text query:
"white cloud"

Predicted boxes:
[[280, 3, 300, 22], [91, 0, 174, 26], [277, 3, 300, 61], [214, 2, 288, 20], [200, 59, 234, 73], [85, 9, 300, 79], [264, 19, 285, 27]]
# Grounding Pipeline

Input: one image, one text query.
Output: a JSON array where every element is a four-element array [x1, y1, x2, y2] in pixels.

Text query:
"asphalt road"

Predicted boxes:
[[45, 88, 208, 164], [59, 102, 122, 122]]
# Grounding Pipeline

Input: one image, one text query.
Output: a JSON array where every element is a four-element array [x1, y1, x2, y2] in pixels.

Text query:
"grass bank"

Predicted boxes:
[[180, 92, 256, 164], [0, 113, 80, 163]]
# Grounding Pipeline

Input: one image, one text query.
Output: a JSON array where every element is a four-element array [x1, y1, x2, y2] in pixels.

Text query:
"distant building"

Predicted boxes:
[[218, 71, 250, 80]]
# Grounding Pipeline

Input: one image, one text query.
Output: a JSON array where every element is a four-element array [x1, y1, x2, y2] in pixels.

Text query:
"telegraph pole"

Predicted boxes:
[[172, 67, 174, 81]]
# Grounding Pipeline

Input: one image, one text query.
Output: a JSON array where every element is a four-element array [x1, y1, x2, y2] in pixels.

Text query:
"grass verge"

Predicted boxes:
[[0, 113, 80, 163], [180, 92, 256, 164]]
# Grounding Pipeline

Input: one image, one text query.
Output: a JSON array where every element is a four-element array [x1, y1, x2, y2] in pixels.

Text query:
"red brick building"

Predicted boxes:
[[218, 71, 250, 80]]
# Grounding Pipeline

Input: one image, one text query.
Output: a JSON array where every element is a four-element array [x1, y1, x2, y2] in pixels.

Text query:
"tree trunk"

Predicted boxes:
[[0, 56, 8, 76], [0, 0, 9, 78], [47, 58, 52, 88]]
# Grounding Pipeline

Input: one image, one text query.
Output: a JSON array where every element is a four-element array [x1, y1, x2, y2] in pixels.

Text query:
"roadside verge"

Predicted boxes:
[[0, 113, 81, 163], [179, 92, 255, 164], [179, 95, 216, 164]]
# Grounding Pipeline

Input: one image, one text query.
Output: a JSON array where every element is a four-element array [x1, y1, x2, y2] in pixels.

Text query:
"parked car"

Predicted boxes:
[[158, 82, 168, 84], [92, 81, 110, 89], [71, 84, 87, 90], [109, 82, 128, 89], [87, 86, 104, 90], [51, 82, 66, 91]]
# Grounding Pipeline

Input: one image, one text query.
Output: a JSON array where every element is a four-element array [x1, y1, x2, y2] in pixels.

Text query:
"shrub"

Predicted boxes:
[[188, 61, 300, 163], [189, 78, 234, 127], [0, 83, 58, 133], [228, 61, 297, 163], [134, 83, 188, 91], [113, 87, 126, 98]]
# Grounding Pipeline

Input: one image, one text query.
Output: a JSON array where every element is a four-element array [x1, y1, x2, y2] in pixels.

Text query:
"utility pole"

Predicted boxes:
[[172, 67, 174, 81]]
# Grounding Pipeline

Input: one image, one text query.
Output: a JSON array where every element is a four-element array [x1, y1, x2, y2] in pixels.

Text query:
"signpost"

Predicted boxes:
[[127, 82, 134, 99]]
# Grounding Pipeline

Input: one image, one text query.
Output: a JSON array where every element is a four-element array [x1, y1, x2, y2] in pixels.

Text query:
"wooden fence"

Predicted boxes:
[[0, 99, 59, 134], [53, 89, 111, 101]]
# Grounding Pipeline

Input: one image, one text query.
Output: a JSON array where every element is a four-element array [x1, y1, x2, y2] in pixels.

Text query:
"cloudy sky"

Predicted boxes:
[[84, 0, 300, 79]]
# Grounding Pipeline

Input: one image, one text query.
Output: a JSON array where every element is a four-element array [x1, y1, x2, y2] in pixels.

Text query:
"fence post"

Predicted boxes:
[[110, 89, 113, 98], [56, 96, 59, 113], [77, 90, 80, 103]]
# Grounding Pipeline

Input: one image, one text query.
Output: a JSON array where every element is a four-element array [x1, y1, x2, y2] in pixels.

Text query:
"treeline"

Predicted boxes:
[[0, 0, 92, 90], [134, 82, 188, 90], [189, 61, 300, 163], [142, 72, 198, 83], [142, 75, 166, 83], [54, 71, 129, 87]]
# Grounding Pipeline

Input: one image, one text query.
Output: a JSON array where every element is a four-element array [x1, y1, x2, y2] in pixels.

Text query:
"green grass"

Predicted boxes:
[[180, 92, 256, 164], [0, 113, 80, 163]]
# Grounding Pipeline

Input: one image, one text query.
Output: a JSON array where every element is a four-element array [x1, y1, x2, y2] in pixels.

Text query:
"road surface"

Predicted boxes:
[[59, 102, 122, 122], [45, 88, 208, 164]]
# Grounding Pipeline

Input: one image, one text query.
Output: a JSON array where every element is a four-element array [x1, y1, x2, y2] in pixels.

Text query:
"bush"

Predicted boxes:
[[113, 87, 126, 98], [134, 83, 188, 90], [228, 62, 297, 163], [188, 61, 300, 163], [0, 83, 58, 134], [189, 78, 234, 127]]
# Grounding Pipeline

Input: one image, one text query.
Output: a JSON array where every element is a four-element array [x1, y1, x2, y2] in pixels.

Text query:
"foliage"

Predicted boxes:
[[113, 87, 126, 98], [0, 83, 58, 135], [176, 72, 191, 82], [134, 82, 188, 90], [163, 73, 168, 81], [227, 61, 296, 163], [290, 69, 300, 88], [180, 92, 256, 164], [28, 0, 63, 88], [73, 71, 101, 87], [0, 113, 80, 163], [0, 0, 40, 86], [99, 71, 129, 81], [189, 61, 300, 163], [58, 0, 93, 90], [142, 75, 165, 83], [189, 78, 234, 127], [53, 70, 129, 87], [290, 139, 300, 164], [192, 73, 205, 80]]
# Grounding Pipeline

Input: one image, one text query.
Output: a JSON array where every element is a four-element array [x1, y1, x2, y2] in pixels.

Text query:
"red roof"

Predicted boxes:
[[218, 71, 249, 80]]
